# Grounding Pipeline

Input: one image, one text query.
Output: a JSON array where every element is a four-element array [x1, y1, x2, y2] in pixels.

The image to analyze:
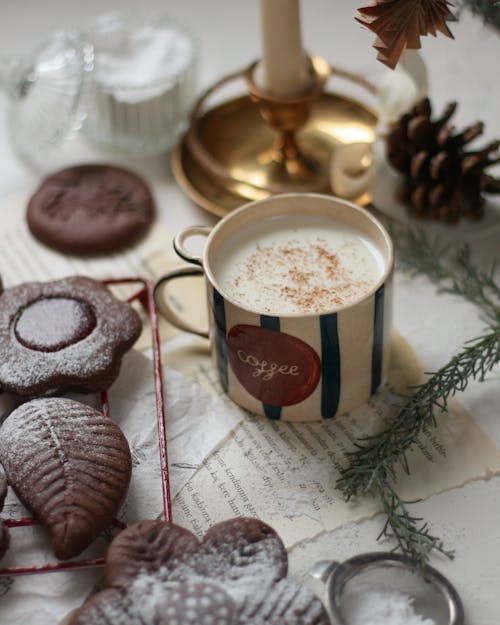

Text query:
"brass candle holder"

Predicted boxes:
[[172, 56, 378, 217], [243, 56, 331, 194]]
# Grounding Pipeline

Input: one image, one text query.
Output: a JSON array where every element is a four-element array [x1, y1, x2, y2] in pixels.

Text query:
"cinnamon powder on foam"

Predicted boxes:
[[230, 239, 372, 314]]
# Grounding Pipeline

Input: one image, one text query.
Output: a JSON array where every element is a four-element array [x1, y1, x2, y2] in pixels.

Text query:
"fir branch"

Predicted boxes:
[[337, 225, 500, 564], [392, 227, 500, 324], [338, 327, 500, 562], [338, 327, 500, 495], [377, 483, 454, 564], [458, 0, 500, 32]]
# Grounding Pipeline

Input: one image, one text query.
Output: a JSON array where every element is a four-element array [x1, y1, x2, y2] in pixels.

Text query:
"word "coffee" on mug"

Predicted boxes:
[[236, 349, 301, 381]]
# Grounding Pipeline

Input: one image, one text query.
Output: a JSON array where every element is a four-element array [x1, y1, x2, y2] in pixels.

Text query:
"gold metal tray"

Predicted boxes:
[[172, 92, 378, 219]]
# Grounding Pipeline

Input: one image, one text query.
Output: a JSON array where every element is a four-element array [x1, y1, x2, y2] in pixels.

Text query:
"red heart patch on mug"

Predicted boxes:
[[227, 325, 321, 406]]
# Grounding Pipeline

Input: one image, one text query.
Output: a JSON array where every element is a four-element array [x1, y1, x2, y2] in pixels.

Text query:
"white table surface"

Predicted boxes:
[[0, 2, 499, 624]]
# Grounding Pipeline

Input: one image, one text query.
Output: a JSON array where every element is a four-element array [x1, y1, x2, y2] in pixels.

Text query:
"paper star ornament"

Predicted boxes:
[[357, 0, 454, 69]]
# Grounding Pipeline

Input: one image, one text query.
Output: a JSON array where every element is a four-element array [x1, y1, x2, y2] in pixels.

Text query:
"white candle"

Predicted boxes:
[[259, 0, 309, 97]]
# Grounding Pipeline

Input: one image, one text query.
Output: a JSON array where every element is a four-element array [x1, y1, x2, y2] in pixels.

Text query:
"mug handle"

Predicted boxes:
[[154, 266, 209, 338], [173, 225, 212, 266]]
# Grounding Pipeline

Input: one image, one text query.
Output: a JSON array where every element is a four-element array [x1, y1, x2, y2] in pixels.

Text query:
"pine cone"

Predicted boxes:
[[387, 98, 500, 223]]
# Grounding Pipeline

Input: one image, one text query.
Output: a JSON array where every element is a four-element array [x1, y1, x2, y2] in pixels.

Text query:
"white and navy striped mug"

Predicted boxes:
[[155, 194, 393, 421]]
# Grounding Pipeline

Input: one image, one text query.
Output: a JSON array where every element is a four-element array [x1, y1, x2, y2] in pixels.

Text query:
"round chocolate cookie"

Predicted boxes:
[[0, 276, 142, 397], [27, 164, 154, 255]]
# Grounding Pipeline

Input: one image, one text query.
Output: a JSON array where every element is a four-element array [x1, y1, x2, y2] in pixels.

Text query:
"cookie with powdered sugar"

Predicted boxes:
[[69, 579, 237, 625], [68, 517, 329, 625], [0, 464, 6, 510], [0, 464, 8, 561], [194, 517, 289, 604], [0, 276, 141, 397], [0, 397, 132, 560], [104, 519, 200, 588], [0, 520, 8, 561], [105, 517, 288, 593]]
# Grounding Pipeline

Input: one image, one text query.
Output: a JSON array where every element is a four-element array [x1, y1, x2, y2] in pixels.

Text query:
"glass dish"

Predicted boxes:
[[0, 13, 197, 169], [83, 12, 198, 155], [2, 29, 94, 170]]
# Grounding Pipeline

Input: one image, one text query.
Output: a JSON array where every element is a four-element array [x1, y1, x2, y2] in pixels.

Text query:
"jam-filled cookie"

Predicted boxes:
[[27, 164, 154, 255], [0, 276, 141, 397]]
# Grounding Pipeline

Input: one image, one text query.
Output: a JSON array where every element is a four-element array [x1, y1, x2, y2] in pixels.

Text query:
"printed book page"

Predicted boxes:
[[163, 334, 500, 549], [139, 246, 500, 549]]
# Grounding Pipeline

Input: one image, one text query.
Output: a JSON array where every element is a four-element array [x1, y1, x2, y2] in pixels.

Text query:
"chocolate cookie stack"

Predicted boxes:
[[69, 518, 330, 625]]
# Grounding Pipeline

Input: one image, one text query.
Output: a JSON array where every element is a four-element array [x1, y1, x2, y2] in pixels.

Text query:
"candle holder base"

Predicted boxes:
[[172, 58, 378, 218]]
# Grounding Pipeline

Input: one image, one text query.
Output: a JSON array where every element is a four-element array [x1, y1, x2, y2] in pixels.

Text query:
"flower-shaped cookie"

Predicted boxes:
[[69, 518, 329, 625], [0, 276, 141, 396]]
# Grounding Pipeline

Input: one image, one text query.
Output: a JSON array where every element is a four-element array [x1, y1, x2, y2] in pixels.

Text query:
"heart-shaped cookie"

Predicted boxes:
[[105, 517, 288, 595], [104, 519, 200, 588]]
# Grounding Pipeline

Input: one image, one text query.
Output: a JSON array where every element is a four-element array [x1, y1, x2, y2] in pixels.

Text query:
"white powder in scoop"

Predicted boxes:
[[342, 589, 436, 625]]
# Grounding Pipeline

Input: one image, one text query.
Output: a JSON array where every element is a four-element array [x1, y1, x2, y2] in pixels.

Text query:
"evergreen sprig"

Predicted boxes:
[[394, 228, 500, 325], [336, 227, 500, 564], [459, 0, 500, 32], [377, 484, 454, 561]]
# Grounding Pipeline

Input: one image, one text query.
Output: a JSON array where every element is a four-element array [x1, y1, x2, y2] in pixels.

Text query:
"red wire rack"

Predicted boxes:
[[0, 276, 171, 576]]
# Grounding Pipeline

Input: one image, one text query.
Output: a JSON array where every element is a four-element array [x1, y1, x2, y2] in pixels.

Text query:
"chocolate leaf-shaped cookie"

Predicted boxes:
[[70, 580, 236, 625], [0, 464, 6, 510], [238, 578, 330, 625], [0, 464, 8, 560], [105, 520, 200, 589], [0, 520, 8, 560], [0, 397, 131, 559]]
